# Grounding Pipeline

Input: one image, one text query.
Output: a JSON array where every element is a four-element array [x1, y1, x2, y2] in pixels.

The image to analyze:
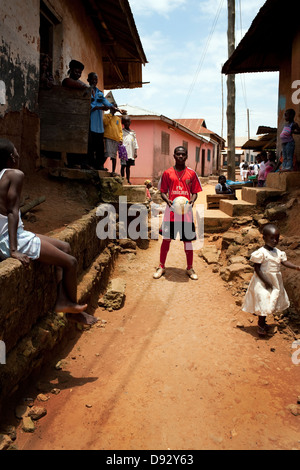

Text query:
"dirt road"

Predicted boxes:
[[14, 228, 300, 450]]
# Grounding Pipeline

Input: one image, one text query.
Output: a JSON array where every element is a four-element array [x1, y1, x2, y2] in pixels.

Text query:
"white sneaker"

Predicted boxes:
[[186, 268, 198, 280], [153, 267, 166, 279]]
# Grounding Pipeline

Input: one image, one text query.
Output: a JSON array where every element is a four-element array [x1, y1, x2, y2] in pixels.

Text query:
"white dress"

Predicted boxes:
[[242, 246, 290, 317]]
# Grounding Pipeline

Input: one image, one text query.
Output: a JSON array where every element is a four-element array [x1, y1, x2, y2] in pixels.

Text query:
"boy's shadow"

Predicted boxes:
[[164, 267, 189, 283]]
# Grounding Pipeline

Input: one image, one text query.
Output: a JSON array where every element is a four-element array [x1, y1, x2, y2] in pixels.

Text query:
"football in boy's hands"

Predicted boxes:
[[172, 196, 190, 215]]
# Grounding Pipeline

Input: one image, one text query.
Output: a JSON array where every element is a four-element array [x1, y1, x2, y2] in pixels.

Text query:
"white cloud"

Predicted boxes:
[[129, 0, 187, 17], [199, 0, 265, 19], [116, 0, 279, 138]]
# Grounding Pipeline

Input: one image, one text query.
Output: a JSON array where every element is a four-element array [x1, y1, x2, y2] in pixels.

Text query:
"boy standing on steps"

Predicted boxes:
[[121, 116, 138, 184], [153, 146, 202, 280], [280, 108, 300, 171], [103, 108, 123, 174]]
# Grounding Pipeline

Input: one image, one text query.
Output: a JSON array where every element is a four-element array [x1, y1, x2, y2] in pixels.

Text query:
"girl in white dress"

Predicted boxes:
[[243, 224, 300, 336]]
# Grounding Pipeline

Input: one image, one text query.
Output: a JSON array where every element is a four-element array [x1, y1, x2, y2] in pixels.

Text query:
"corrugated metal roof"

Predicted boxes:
[[84, 0, 148, 89], [175, 118, 225, 146], [256, 126, 277, 135], [116, 104, 161, 116], [222, 0, 297, 75], [242, 134, 277, 150], [175, 118, 207, 134]]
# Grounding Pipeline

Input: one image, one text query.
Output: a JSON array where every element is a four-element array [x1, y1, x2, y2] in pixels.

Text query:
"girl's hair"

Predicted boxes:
[[0, 138, 14, 170], [262, 223, 279, 237], [286, 108, 296, 119], [67, 59, 84, 76]]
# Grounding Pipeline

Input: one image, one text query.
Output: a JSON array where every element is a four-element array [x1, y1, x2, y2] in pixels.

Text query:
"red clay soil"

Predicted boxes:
[[14, 244, 300, 449], [4, 179, 300, 450], [21, 169, 94, 235]]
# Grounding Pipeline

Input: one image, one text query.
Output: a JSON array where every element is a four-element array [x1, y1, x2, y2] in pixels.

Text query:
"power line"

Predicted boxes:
[[179, 0, 225, 118]]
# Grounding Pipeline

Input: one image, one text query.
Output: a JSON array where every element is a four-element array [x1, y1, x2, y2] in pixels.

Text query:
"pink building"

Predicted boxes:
[[105, 105, 215, 185]]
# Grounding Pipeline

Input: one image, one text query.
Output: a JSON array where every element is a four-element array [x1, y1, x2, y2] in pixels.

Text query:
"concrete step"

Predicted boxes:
[[204, 209, 233, 233], [242, 187, 285, 206], [121, 184, 147, 203], [219, 199, 256, 217], [267, 171, 300, 191], [48, 167, 115, 180]]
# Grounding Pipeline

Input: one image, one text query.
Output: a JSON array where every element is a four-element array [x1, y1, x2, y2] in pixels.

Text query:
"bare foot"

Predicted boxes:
[[54, 302, 88, 314], [65, 312, 99, 325]]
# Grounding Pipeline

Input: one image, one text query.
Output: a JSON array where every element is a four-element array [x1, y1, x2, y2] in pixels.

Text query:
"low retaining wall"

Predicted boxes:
[[0, 208, 117, 413]]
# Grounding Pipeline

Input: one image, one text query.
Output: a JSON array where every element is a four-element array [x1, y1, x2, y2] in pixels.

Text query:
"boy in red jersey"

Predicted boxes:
[[153, 146, 202, 280]]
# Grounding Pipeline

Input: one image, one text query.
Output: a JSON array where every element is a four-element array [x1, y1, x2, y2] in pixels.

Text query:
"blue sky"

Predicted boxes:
[[111, 0, 279, 140]]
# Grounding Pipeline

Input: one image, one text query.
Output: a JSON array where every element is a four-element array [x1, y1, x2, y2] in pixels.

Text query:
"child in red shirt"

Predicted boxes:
[[153, 146, 202, 280]]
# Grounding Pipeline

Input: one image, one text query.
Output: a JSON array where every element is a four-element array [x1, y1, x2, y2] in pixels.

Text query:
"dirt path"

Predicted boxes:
[[14, 236, 300, 450], [6, 184, 299, 450]]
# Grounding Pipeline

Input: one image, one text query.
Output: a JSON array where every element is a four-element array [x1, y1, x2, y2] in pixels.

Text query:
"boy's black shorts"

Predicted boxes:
[[160, 220, 196, 242]]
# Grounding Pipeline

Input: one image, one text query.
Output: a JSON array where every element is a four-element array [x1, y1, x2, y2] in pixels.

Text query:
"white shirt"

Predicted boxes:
[[122, 129, 138, 160]]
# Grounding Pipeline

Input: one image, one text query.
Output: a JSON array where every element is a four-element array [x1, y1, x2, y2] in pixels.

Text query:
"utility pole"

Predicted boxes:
[[221, 66, 224, 139], [247, 108, 251, 161], [227, 0, 236, 181]]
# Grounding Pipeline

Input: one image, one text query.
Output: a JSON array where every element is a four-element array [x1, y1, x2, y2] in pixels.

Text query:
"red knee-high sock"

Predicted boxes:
[[184, 242, 193, 269], [160, 239, 171, 268]]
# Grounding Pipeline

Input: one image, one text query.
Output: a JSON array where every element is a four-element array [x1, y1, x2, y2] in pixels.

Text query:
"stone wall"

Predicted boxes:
[[0, 208, 117, 413]]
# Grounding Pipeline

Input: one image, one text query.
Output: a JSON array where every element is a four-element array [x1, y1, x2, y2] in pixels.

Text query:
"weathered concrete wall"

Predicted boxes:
[[0, 0, 40, 171], [0, 0, 40, 114], [50, 0, 105, 89], [0, 0, 107, 171], [0, 208, 118, 412]]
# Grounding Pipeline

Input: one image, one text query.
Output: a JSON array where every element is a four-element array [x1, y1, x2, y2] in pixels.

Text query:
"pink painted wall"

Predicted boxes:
[[107, 117, 215, 184]]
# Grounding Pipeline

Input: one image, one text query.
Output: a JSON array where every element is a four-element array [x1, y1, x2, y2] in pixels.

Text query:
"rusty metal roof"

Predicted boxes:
[[256, 126, 277, 135], [242, 134, 277, 150], [85, 0, 148, 89], [222, 0, 298, 75], [175, 118, 225, 146], [175, 119, 207, 134]]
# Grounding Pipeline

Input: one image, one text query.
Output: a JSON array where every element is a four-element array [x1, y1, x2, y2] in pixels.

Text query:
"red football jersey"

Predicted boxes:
[[158, 166, 202, 222], [159, 166, 202, 200]]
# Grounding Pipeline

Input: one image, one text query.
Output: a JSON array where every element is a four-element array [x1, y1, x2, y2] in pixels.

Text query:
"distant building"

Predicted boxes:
[[175, 119, 225, 174], [110, 105, 215, 184], [222, 137, 258, 168]]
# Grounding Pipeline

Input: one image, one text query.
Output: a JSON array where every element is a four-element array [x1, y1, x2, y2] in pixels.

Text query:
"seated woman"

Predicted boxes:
[[62, 60, 89, 89], [215, 175, 234, 194], [215, 175, 237, 200]]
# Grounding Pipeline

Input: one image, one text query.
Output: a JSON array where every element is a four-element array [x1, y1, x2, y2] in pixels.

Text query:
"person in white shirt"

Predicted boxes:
[[121, 115, 138, 184]]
